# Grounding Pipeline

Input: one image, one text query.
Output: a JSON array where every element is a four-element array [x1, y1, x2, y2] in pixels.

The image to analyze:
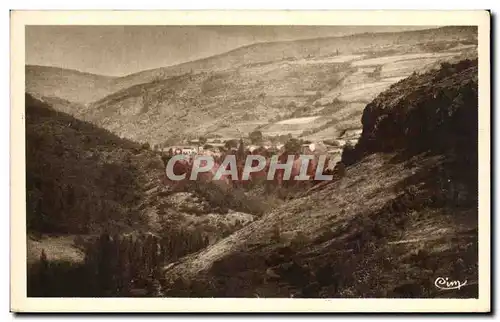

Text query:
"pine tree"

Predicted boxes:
[[237, 138, 245, 162], [97, 232, 114, 296], [117, 236, 131, 296], [150, 236, 160, 274]]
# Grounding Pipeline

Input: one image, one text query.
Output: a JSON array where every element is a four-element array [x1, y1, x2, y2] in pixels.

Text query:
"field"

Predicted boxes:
[[201, 43, 477, 148]]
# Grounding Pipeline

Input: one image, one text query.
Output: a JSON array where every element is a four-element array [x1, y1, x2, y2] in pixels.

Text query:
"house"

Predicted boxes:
[[181, 147, 197, 155], [300, 144, 312, 154], [308, 141, 327, 153]]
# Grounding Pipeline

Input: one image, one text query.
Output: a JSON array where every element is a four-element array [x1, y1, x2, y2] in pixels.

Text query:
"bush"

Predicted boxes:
[[184, 181, 268, 217], [224, 139, 238, 150], [198, 137, 207, 146], [249, 130, 263, 145], [284, 138, 302, 154], [341, 141, 361, 166]]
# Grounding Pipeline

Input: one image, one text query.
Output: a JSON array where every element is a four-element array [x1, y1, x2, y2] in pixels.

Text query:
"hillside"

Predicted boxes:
[[81, 26, 477, 148], [160, 59, 479, 298], [26, 94, 267, 296], [26, 92, 263, 238], [25, 93, 165, 235]]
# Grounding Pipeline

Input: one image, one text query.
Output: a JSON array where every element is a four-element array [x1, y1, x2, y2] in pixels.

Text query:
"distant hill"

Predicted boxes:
[[26, 26, 477, 110], [26, 65, 118, 105], [25, 26, 478, 152], [117, 26, 477, 86], [82, 26, 477, 145]]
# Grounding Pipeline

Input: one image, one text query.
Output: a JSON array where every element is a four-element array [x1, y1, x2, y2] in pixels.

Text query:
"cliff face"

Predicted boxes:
[[355, 59, 478, 158]]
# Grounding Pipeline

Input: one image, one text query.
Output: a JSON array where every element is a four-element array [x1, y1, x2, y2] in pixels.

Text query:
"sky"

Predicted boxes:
[[26, 26, 435, 77]]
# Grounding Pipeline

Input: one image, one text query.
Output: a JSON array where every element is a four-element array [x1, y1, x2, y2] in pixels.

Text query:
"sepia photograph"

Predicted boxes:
[[10, 10, 490, 313]]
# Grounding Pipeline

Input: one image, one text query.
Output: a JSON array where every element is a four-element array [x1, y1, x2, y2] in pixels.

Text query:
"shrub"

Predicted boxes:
[[341, 141, 361, 166], [249, 130, 263, 145], [284, 138, 302, 154]]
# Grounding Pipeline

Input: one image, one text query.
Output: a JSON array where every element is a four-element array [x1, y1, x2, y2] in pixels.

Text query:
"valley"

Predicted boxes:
[[24, 26, 480, 298]]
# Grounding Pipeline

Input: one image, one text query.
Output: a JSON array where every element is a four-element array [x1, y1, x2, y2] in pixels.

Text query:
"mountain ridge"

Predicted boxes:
[[26, 26, 447, 80], [116, 26, 475, 83], [76, 25, 477, 145], [26, 25, 476, 108]]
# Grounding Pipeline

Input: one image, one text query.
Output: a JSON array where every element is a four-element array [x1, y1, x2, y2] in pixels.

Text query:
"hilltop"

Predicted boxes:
[[160, 59, 479, 298]]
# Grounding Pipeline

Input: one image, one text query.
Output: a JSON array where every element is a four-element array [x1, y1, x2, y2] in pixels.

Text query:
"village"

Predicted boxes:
[[153, 127, 363, 164]]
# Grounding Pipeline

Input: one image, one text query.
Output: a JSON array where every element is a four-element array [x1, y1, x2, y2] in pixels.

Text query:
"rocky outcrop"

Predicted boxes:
[[350, 59, 478, 162]]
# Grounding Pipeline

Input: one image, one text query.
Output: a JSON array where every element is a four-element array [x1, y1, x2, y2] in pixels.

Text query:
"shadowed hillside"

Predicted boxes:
[[26, 93, 267, 296], [26, 93, 165, 235], [160, 59, 479, 298]]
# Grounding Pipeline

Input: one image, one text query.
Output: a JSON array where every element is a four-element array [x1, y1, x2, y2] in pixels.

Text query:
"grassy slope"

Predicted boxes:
[[161, 60, 479, 298]]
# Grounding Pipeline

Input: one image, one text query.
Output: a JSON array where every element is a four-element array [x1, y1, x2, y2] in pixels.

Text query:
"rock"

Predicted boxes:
[[265, 267, 281, 279], [350, 59, 478, 162]]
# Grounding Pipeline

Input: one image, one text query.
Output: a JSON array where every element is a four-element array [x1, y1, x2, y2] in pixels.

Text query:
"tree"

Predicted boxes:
[[198, 136, 207, 146], [152, 70, 165, 83], [341, 140, 359, 166], [249, 130, 263, 145], [237, 138, 245, 160], [38, 249, 50, 296], [284, 138, 301, 154], [224, 139, 238, 150]]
